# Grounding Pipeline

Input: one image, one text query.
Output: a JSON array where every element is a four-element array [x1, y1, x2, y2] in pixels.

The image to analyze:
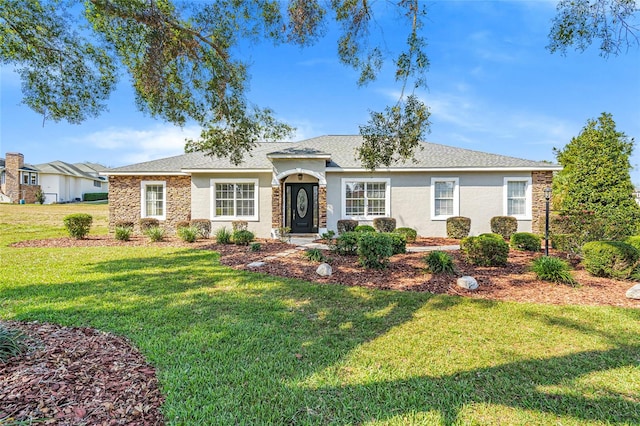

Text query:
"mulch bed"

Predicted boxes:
[[3, 235, 638, 425]]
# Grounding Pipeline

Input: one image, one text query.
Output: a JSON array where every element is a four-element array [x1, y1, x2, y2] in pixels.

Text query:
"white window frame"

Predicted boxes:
[[503, 177, 532, 220], [211, 178, 259, 221], [341, 178, 391, 220], [141, 180, 167, 220], [430, 177, 459, 220]]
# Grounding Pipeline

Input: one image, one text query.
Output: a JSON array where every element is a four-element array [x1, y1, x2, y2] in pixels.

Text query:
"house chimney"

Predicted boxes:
[[4, 152, 24, 202]]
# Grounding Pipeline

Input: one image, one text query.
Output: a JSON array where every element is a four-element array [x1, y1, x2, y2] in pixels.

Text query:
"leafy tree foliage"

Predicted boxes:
[[553, 113, 640, 239], [1, 1, 635, 168], [548, 0, 639, 57]]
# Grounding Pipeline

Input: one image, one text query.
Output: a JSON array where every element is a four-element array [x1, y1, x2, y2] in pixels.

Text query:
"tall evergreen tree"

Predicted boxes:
[[553, 112, 640, 239]]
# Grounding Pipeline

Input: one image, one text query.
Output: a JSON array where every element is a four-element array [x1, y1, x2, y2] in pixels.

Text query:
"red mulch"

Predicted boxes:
[[3, 235, 638, 425]]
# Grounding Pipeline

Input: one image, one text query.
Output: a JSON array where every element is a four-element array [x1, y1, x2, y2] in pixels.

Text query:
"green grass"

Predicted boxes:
[[1, 204, 639, 425]]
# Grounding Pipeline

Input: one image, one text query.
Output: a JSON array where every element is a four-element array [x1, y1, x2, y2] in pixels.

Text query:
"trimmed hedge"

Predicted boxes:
[[387, 232, 406, 255], [581, 241, 639, 279], [83, 192, 108, 201], [337, 219, 358, 235], [191, 219, 211, 238], [446, 216, 470, 239], [354, 225, 376, 233], [232, 229, 255, 246], [460, 233, 509, 266], [140, 218, 160, 232], [395, 227, 417, 243], [490, 216, 518, 240], [373, 217, 396, 233], [510, 232, 541, 252], [63, 213, 93, 239]]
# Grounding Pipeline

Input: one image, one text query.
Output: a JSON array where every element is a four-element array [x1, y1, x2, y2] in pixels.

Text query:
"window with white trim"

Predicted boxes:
[[504, 177, 532, 219], [431, 177, 459, 220], [20, 172, 38, 186], [211, 179, 258, 220], [342, 178, 390, 219], [141, 181, 166, 220]]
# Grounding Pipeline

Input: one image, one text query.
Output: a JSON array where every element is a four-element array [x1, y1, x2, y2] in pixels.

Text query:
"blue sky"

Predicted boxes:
[[1, 1, 639, 180]]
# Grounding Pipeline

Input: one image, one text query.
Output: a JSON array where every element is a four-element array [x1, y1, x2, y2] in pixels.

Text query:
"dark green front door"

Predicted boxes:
[[286, 183, 317, 233]]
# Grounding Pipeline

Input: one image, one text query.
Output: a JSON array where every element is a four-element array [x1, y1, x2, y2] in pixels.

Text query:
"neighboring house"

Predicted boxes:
[[0, 152, 108, 204], [105, 135, 560, 238]]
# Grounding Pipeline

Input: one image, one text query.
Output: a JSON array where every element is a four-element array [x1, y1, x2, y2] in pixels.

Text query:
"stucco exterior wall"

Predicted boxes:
[[190, 172, 273, 237], [108, 175, 191, 234], [325, 171, 538, 238]]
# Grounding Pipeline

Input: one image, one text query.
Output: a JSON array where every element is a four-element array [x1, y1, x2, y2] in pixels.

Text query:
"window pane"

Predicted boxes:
[[146, 185, 164, 216], [434, 181, 454, 216], [508, 181, 526, 198], [346, 199, 365, 216], [435, 199, 453, 216], [508, 199, 526, 216], [435, 181, 454, 198], [367, 199, 386, 216]]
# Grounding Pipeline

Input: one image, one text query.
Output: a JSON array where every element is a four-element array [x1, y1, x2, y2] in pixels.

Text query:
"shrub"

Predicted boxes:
[[460, 233, 509, 266], [232, 220, 248, 231], [358, 232, 393, 269], [387, 232, 407, 255], [233, 229, 255, 246], [0, 324, 26, 362], [176, 220, 191, 230], [333, 231, 359, 256], [531, 256, 577, 286], [337, 219, 358, 234], [304, 248, 326, 262], [354, 225, 376, 233], [140, 218, 160, 232], [510, 232, 542, 252], [144, 226, 165, 242], [35, 189, 46, 204], [446, 216, 471, 239], [114, 226, 133, 242], [395, 227, 417, 243], [83, 192, 108, 201], [190, 219, 211, 238], [373, 217, 396, 233], [490, 216, 518, 239], [276, 226, 291, 243], [549, 211, 607, 257], [115, 220, 134, 229], [178, 226, 199, 243], [249, 242, 261, 252], [624, 236, 640, 253], [63, 213, 93, 239], [215, 227, 232, 244], [581, 241, 639, 279], [424, 251, 456, 274]]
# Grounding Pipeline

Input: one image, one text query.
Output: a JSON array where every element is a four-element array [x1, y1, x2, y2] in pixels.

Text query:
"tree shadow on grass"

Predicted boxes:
[[2, 248, 639, 424]]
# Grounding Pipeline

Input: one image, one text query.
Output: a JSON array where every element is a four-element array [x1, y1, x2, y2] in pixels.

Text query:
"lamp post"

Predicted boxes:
[[543, 186, 552, 256]]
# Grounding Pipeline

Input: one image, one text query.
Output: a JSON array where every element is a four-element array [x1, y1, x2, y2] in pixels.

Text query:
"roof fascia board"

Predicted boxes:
[[182, 168, 271, 173], [101, 171, 190, 176], [327, 166, 561, 173], [266, 154, 331, 160]]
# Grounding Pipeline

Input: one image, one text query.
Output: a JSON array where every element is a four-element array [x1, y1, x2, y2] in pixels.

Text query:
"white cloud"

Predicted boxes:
[[72, 124, 201, 166]]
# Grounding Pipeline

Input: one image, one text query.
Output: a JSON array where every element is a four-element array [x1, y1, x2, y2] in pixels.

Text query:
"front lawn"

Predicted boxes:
[[1, 204, 639, 425]]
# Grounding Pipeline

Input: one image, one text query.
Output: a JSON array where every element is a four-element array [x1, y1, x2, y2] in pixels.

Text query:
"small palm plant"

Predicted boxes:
[[424, 251, 456, 274]]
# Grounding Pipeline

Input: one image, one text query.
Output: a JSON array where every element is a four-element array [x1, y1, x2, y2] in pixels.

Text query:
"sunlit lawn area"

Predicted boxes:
[[1, 204, 639, 425]]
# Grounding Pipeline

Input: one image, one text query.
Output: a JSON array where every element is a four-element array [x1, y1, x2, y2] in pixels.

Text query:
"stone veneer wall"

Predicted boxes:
[[531, 170, 554, 234], [271, 185, 281, 229], [109, 175, 191, 234], [318, 185, 327, 229]]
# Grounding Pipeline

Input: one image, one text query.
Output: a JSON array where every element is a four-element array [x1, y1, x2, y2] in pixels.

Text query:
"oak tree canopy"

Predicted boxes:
[[1, 0, 637, 168]]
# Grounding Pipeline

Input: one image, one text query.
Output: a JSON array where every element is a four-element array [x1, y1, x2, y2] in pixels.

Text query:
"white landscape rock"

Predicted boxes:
[[316, 263, 333, 277], [247, 261, 265, 268], [626, 283, 640, 299], [457, 276, 479, 291]]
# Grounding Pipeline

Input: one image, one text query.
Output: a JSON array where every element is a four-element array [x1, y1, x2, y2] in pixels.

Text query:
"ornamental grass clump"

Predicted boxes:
[[63, 213, 93, 239], [114, 226, 133, 242], [178, 226, 199, 243], [215, 227, 232, 244], [460, 233, 509, 266], [581, 241, 639, 279], [0, 324, 26, 363], [144, 226, 165, 242], [531, 256, 577, 286], [423, 251, 456, 275], [304, 248, 326, 263]]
